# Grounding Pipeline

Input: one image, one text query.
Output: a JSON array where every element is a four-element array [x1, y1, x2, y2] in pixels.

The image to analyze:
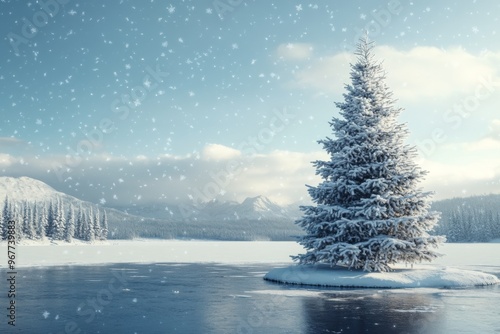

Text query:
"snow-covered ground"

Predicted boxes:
[[0, 239, 304, 267], [0, 240, 498, 271]]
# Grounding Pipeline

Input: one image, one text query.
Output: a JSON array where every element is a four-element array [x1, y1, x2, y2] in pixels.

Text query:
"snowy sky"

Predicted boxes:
[[1, 0, 500, 207]]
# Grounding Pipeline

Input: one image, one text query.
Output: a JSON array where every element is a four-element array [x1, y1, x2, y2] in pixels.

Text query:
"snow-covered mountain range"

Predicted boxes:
[[0, 176, 65, 203], [0, 176, 302, 222], [117, 195, 302, 222], [0, 176, 112, 215], [0, 177, 303, 240]]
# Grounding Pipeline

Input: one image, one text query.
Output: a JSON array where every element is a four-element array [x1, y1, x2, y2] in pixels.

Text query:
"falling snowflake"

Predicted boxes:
[[167, 4, 175, 14], [125, 64, 131, 70], [36, 119, 42, 125], [295, 4, 302, 11], [360, 13, 367, 20], [68, 9, 77, 16], [472, 26, 479, 34], [100, 198, 106, 205], [42, 311, 50, 319], [161, 41, 169, 48], [206, 8, 212, 14], [231, 43, 238, 49], [132, 298, 138, 302]]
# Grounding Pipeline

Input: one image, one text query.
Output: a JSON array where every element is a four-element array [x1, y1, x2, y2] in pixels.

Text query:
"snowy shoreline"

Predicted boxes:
[[0, 240, 499, 271], [0, 239, 305, 268]]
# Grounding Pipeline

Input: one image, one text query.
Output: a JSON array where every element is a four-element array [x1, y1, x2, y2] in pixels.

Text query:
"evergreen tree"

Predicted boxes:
[[51, 198, 66, 240], [2, 196, 10, 240], [32, 203, 40, 240], [65, 205, 75, 242], [0, 197, 5, 240], [39, 204, 49, 240], [23, 202, 36, 239], [100, 210, 108, 240], [11, 202, 23, 240], [75, 206, 85, 240], [93, 208, 101, 241], [47, 201, 55, 238], [87, 207, 95, 242], [293, 37, 445, 272]]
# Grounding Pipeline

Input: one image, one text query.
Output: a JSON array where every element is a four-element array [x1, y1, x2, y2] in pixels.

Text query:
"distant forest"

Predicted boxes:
[[0, 196, 108, 242], [431, 194, 500, 242]]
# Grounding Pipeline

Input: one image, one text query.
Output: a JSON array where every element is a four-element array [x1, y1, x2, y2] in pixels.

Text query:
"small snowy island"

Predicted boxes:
[[264, 265, 499, 288], [265, 38, 500, 289]]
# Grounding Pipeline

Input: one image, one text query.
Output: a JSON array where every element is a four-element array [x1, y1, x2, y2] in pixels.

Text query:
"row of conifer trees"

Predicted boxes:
[[0, 196, 108, 242]]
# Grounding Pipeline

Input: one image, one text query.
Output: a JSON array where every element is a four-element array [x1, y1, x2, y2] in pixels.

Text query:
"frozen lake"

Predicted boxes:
[[2, 262, 499, 333]]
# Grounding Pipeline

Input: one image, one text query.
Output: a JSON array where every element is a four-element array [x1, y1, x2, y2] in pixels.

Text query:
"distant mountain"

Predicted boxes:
[[116, 195, 300, 222], [0, 176, 155, 239], [0, 176, 66, 203], [0, 177, 302, 241]]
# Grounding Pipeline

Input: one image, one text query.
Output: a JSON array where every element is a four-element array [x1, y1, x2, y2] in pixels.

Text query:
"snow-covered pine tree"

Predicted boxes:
[[12, 202, 23, 241], [22, 202, 36, 239], [100, 210, 108, 240], [85, 207, 95, 242], [2, 196, 10, 240], [93, 208, 101, 241], [52, 198, 66, 240], [65, 205, 75, 243], [0, 197, 5, 240], [32, 202, 41, 240], [75, 206, 84, 240], [293, 37, 445, 272], [46, 201, 55, 238]]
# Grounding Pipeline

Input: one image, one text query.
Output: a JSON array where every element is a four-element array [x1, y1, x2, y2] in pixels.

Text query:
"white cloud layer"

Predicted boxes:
[[1, 142, 499, 207], [293, 45, 500, 101], [202, 143, 241, 161]]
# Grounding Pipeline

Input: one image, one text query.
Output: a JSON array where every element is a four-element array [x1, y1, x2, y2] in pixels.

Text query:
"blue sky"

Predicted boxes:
[[1, 0, 500, 207]]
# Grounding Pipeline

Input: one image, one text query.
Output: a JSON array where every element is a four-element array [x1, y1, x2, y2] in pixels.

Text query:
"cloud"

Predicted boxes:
[[462, 138, 500, 152], [276, 43, 313, 60], [419, 146, 500, 200], [1, 142, 498, 207], [487, 119, 500, 138], [293, 45, 500, 101], [0, 153, 17, 166], [201, 143, 241, 161], [0, 145, 324, 206]]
